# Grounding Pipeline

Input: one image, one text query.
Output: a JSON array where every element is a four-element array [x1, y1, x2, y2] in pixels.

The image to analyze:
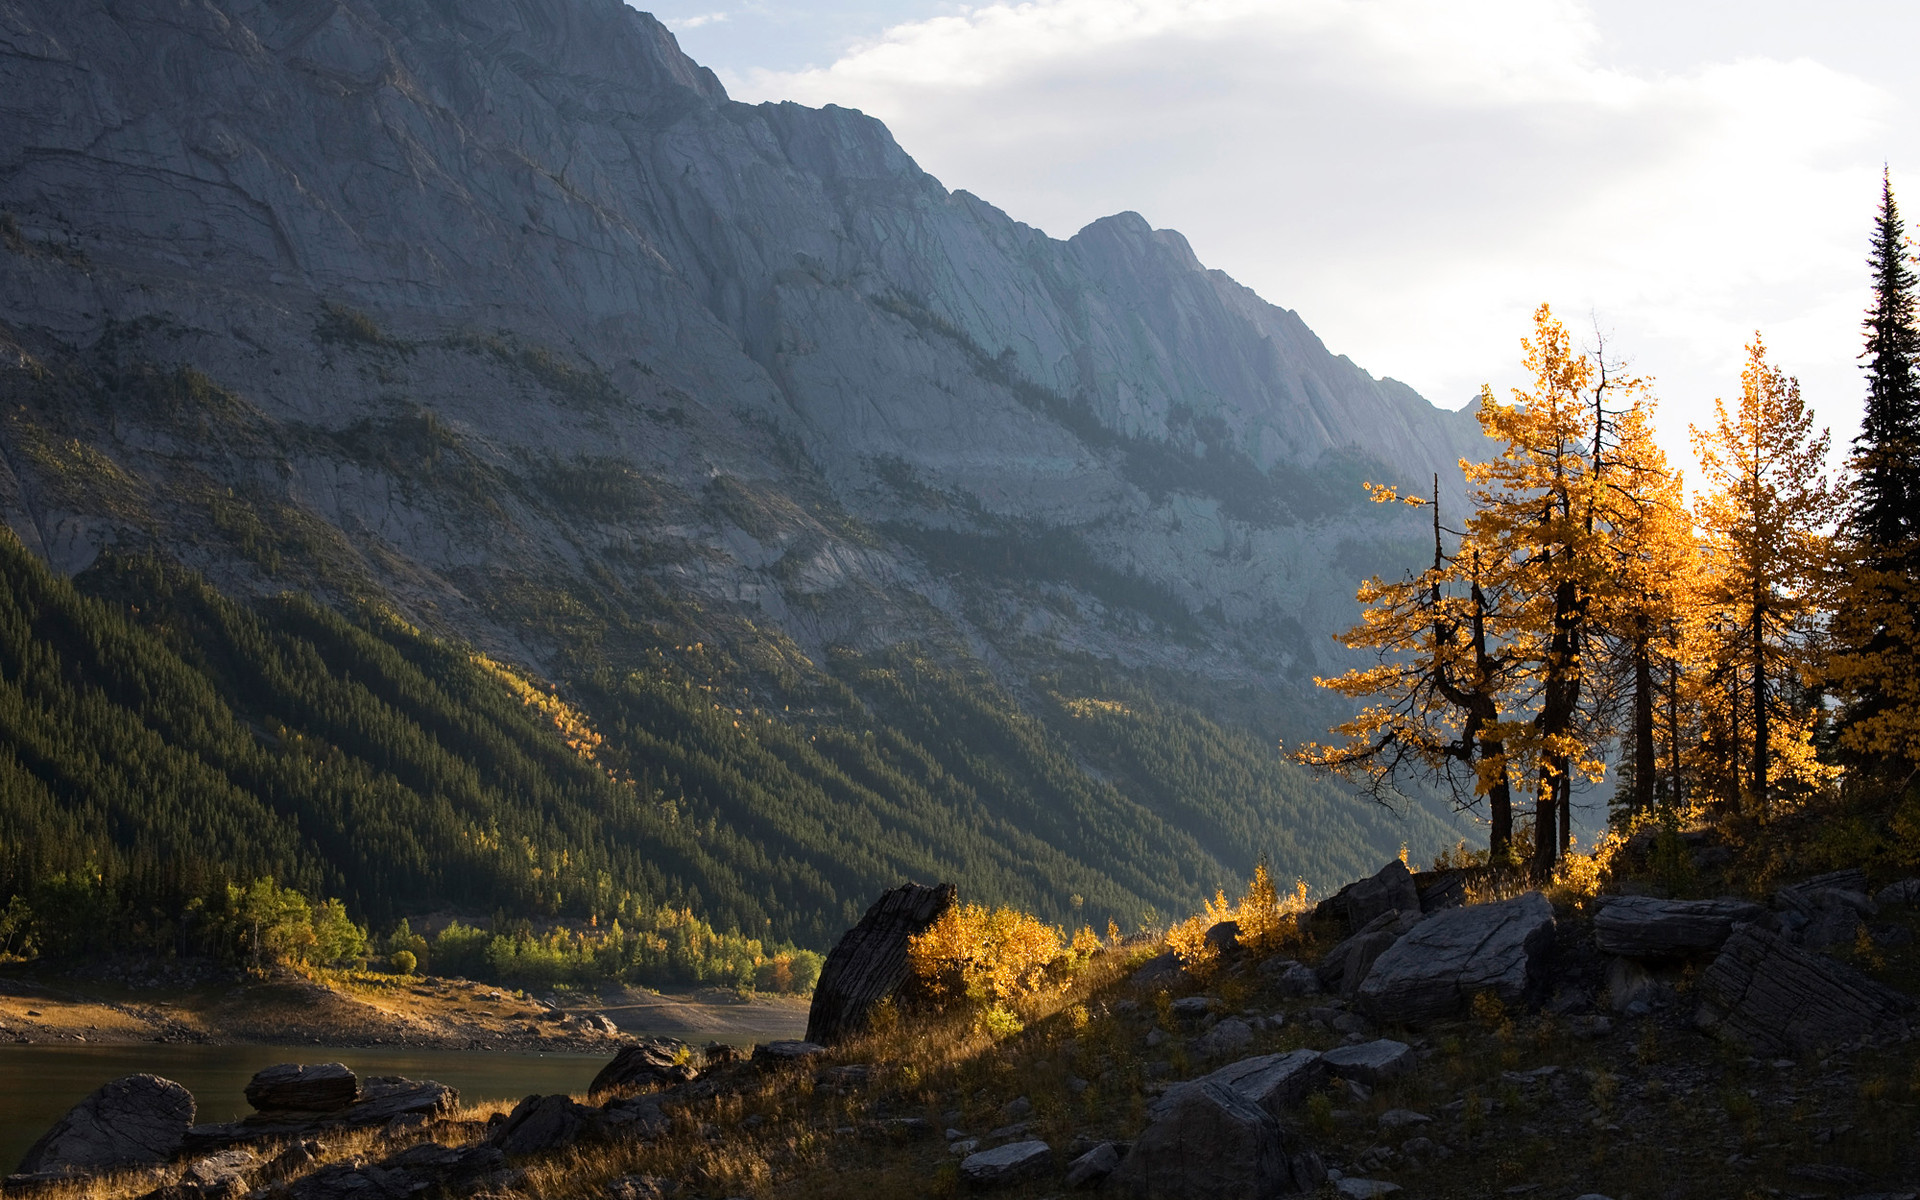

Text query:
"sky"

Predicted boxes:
[[637, 0, 1920, 478]]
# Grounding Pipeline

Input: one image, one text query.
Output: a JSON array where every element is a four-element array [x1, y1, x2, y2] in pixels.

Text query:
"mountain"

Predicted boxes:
[[0, 0, 1487, 944]]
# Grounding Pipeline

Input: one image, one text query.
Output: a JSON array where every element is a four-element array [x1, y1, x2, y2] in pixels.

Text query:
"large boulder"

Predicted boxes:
[[588, 1038, 698, 1099], [1356, 892, 1555, 1021], [1314, 861, 1420, 931], [244, 1063, 358, 1113], [1592, 896, 1770, 958], [1149, 1049, 1326, 1122], [1695, 923, 1913, 1054], [1108, 1081, 1323, 1199], [15, 1074, 195, 1176], [489, 1094, 597, 1156], [805, 881, 956, 1045]]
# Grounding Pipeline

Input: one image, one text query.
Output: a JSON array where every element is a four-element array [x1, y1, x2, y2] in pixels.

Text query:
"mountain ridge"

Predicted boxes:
[[0, 0, 1487, 937]]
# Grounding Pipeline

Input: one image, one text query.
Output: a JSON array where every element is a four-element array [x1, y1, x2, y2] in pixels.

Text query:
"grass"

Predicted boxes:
[[33, 834, 1920, 1198]]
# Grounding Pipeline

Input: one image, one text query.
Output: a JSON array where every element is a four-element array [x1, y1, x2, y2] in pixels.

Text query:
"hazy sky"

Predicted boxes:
[[640, 1, 1920, 476]]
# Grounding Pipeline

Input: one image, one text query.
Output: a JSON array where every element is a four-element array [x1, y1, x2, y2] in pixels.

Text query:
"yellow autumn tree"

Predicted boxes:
[[1589, 397, 1698, 816], [1463, 305, 1647, 870], [1689, 335, 1842, 816]]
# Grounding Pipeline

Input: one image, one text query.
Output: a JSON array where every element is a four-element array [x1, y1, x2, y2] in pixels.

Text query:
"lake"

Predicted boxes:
[[0, 1043, 614, 1174]]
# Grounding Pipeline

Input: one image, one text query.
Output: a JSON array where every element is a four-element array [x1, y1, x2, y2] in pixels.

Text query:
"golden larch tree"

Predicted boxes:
[[1689, 335, 1842, 815]]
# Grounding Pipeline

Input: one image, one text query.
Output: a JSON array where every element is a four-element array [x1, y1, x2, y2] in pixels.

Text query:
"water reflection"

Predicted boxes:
[[0, 1043, 610, 1173]]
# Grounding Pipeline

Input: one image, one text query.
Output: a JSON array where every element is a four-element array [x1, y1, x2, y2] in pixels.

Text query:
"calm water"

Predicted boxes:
[[0, 1043, 612, 1174]]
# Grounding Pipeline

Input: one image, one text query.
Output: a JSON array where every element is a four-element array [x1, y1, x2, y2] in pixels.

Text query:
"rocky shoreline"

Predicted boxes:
[[0, 969, 806, 1055], [13, 842, 1920, 1199]]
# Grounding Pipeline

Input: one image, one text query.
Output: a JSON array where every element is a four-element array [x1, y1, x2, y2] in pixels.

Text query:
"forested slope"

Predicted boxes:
[[0, 534, 1467, 953]]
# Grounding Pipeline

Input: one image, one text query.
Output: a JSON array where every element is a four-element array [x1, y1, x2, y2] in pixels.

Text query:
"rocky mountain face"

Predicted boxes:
[[0, 0, 1487, 910]]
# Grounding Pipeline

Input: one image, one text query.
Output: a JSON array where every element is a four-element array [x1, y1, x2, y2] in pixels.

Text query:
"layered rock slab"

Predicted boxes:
[[14, 1074, 194, 1176], [1149, 1049, 1327, 1122], [1696, 923, 1912, 1054], [1109, 1081, 1323, 1198], [806, 881, 955, 1045], [1592, 896, 1769, 959], [1356, 891, 1554, 1021]]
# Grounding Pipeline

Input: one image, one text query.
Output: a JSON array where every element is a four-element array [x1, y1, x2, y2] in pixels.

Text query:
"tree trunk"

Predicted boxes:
[[1666, 654, 1682, 809], [1751, 605, 1769, 816], [1633, 623, 1655, 813], [1533, 768, 1558, 876], [1557, 763, 1572, 858]]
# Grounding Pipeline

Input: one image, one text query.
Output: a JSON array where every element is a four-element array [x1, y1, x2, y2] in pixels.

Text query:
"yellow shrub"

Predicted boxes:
[[1164, 912, 1218, 973], [908, 903, 1065, 1005]]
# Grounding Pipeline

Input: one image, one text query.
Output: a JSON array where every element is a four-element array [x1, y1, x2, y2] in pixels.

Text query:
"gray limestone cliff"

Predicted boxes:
[[0, 0, 1484, 720]]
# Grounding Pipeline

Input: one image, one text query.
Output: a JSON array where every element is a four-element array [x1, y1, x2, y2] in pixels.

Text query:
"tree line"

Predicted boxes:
[[1298, 175, 1920, 874]]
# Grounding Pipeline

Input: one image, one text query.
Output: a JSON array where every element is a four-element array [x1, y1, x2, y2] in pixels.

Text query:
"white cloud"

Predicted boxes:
[[668, 11, 730, 30], [729, 0, 1896, 476]]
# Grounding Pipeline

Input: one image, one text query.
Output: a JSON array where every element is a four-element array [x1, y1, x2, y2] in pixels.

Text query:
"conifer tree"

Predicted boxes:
[[1828, 173, 1920, 774], [1690, 337, 1841, 815]]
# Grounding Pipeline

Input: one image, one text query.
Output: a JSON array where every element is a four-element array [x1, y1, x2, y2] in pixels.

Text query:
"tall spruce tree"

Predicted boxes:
[[1828, 172, 1920, 772], [1853, 171, 1920, 555]]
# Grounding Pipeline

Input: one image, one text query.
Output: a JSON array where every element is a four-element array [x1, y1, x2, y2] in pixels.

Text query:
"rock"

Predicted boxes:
[[1799, 893, 1870, 952], [15, 1074, 194, 1176], [1696, 923, 1913, 1054], [1065, 1141, 1122, 1189], [244, 1064, 359, 1114], [1334, 1180, 1403, 1198], [1320, 1040, 1413, 1085], [1592, 896, 1770, 958], [288, 1141, 508, 1200], [958, 1139, 1051, 1186], [1605, 956, 1669, 1016], [1131, 951, 1183, 988], [1204, 920, 1242, 954], [184, 1147, 258, 1187], [1266, 961, 1321, 997], [1344, 859, 1422, 928], [1411, 869, 1467, 913], [1315, 860, 1421, 931], [806, 882, 956, 1045], [345, 1076, 458, 1125], [185, 1076, 458, 1153], [754, 1040, 828, 1064], [1316, 909, 1410, 996], [1170, 995, 1217, 1018], [606, 1175, 676, 1200], [1779, 868, 1869, 901], [1109, 1082, 1323, 1198], [1196, 1017, 1254, 1059], [1870, 922, 1916, 948], [489, 1093, 596, 1156], [589, 1038, 699, 1098], [1000, 1095, 1033, 1121], [1377, 1109, 1430, 1130], [597, 1094, 670, 1140], [1355, 891, 1555, 1021], [1149, 1049, 1327, 1121], [1876, 878, 1920, 905]]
